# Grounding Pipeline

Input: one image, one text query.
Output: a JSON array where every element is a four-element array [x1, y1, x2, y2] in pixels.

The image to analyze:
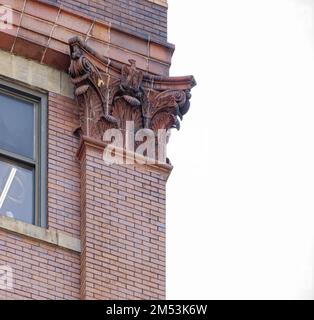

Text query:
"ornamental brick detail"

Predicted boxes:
[[68, 37, 196, 142]]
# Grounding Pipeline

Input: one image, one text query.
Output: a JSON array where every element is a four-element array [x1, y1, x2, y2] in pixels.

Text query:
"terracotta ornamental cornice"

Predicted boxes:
[[0, 0, 174, 75], [68, 37, 196, 146], [0, 0, 196, 153]]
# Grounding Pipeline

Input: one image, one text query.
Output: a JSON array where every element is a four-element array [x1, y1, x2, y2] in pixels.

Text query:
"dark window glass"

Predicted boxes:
[[0, 82, 46, 228], [0, 92, 35, 159], [0, 159, 34, 224]]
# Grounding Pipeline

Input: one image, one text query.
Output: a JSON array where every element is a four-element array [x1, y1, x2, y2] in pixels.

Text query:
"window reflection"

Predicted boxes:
[[0, 160, 34, 224], [0, 92, 35, 160]]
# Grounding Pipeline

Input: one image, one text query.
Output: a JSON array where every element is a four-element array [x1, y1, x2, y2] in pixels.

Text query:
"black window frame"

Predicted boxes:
[[0, 78, 47, 228]]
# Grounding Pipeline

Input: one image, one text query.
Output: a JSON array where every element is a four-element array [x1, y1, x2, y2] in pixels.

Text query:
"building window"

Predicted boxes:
[[0, 79, 47, 227]]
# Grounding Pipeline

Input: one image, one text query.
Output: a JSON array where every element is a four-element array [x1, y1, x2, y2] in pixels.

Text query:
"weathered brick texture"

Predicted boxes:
[[79, 144, 166, 299], [42, 0, 168, 41]]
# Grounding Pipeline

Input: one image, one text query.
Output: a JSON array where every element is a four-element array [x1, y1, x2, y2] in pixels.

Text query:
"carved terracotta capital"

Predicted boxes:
[[68, 37, 196, 143]]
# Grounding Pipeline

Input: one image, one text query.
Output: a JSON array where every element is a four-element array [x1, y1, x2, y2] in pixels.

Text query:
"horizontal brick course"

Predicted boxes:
[[0, 0, 173, 76], [42, 0, 168, 41]]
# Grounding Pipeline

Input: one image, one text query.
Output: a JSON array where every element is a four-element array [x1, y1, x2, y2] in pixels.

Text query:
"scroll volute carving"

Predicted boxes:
[[68, 37, 196, 144], [69, 42, 118, 139]]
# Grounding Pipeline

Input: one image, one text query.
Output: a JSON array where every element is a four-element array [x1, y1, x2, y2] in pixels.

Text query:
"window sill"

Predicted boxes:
[[0, 216, 81, 253]]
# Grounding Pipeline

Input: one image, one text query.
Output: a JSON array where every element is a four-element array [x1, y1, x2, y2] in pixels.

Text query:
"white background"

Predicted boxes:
[[166, 0, 314, 299]]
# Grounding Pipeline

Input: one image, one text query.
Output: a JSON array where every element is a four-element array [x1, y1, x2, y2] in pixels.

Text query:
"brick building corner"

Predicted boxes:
[[0, 0, 195, 300]]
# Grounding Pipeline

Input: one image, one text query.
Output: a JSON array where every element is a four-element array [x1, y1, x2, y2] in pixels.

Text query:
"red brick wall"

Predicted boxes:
[[80, 144, 166, 299], [42, 0, 168, 41], [0, 231, 80, 300], [48, 93, 81, 238]]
